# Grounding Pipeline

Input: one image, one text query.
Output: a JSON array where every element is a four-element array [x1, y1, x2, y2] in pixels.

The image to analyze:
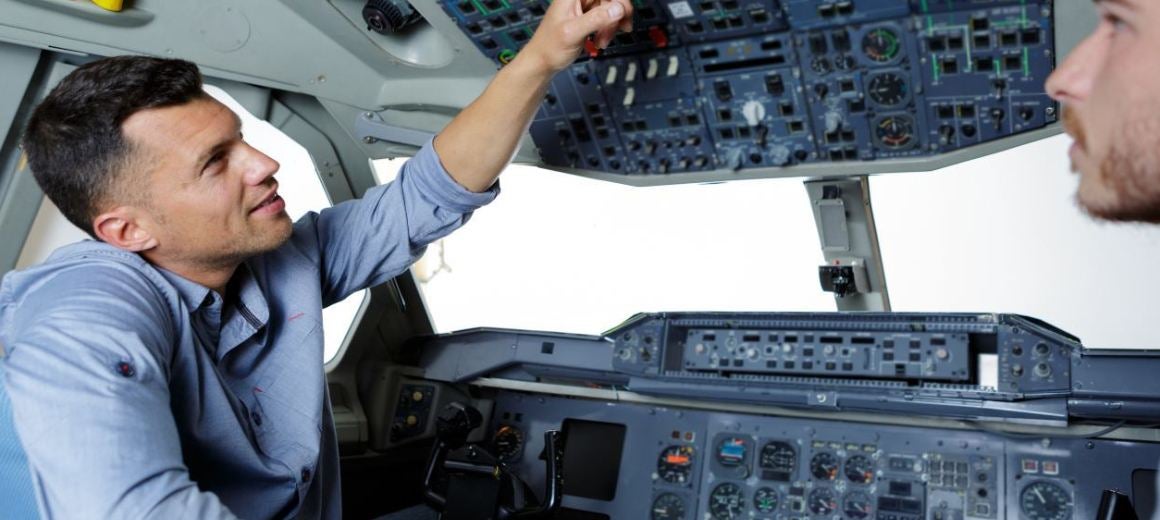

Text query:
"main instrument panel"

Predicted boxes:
[[402, 312, 1160, 519], [436, 0, 1058, 177], [486, 392, 1153, 520]]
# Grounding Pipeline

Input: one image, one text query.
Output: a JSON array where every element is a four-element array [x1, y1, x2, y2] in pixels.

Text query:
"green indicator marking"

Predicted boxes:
[[1021, 3, 1028, 29], [524, 27, 534, 37], [499, 0, 510, 9], [919, 0, 928, 13], [926, 15, 934, 35], [1023, 47, 1030, 76], [932, 53, 940, 83], [471, 0, 488, 15], [995, 58, 1002, 75]]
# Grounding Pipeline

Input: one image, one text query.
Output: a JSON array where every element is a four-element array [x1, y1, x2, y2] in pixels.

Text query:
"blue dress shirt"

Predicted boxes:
[[0, 140, 497, 519]]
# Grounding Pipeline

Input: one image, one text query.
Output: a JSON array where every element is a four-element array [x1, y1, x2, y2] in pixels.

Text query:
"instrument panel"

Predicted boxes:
[[436, 0, 1059, 177], [487, 391, 1153, 520]]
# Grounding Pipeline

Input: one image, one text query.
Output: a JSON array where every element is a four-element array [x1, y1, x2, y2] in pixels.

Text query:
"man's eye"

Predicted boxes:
[[1104, 13, 1128, 33], [203, 152, 226, 173]]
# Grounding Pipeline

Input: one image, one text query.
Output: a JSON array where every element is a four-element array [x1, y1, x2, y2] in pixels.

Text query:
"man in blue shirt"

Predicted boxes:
[[0, 0, 632, 516]]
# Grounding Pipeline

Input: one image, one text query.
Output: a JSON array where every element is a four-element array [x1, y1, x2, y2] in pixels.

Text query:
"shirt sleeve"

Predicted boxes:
[[1, 265, 239, 520], [290, 137, 499, 306]]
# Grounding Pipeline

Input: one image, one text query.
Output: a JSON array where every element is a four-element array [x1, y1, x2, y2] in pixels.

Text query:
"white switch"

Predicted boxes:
[[742, 100, 766, 127], [605, 65, 618, 85], [626, 61, 638, 82], [622, 87, 636, 107], [646, 58, 659, 79], [666, 56, 680, 77]]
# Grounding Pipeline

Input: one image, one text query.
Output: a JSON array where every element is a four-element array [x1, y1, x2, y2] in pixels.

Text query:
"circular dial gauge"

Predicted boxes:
[[867, 73, 908, 107], [759, 441, 797, 481], [492, 425, 524, 462], [808, 487, 838, 516], [651, 493, 687, 520], [657, 445, 696, 484], [862, 27, 902, 63], [811, 56, 832, 75], [810, 452, 840, 480], [843, 491, 873, 519], [844, 454, 875, 484], [875, 115, 916, 149], [709, 483, 746, 520], [754, 487, 779, 513], [1020, 481, 1073, 520], [716, 437, 748, 467]]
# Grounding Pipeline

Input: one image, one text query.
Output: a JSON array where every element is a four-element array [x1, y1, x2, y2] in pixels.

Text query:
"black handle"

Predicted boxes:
[[1096, 489, 1140, 520], [508, 430, 564, 519]]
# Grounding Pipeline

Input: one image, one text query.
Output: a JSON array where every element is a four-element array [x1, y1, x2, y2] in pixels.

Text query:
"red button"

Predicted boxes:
[[648, 26, 668, 48], [584, 38, 599, 58]]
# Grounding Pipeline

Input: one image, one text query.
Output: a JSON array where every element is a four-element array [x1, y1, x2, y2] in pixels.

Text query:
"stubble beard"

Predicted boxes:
[[194, 212, 294, 271], [1068, 108, 1160, 224]]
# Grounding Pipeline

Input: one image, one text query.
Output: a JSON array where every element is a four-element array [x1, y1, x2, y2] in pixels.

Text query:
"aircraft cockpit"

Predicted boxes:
[[3, 1, 1160, 519]]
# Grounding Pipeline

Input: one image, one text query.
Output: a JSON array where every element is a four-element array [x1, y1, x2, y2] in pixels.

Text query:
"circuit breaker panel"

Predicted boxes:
[[437, 0, 1057, 177]]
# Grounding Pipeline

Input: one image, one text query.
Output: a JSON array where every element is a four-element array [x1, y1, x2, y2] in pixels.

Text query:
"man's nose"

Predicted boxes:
[[241, 143, 281, 185], [1046, 27, 1105, 105]]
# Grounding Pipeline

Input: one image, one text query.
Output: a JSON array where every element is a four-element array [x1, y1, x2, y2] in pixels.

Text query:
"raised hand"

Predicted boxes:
[[519, 0, 634, 73]]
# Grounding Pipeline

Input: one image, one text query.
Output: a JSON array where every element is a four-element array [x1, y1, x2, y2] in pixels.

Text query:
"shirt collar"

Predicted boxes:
[[157, 268, 216, 313]]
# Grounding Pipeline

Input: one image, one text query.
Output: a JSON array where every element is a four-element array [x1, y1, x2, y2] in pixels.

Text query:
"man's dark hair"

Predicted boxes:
[[22, 56, 205, 237]]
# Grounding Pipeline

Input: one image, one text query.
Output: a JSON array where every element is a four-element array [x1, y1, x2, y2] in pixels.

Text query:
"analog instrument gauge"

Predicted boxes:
[[862, 27, 902, 63], [843, 491, 873, 519], [811, 56, 832, 75], [492, 425, 524, 462], [875, 115, 916, 150], [758, 441, 797, 482], [808, 487, 838, 516], [844, 454, 875, 484], [754, 487, 779, 514], [867, 72, 908, 107], [716, 436, 748, 468], [1020, 481, 1072, 520], [651, 493, 688, 520], [709, 483, 746, 520], [810, 452, 840, 481], [657, 445, 696, 484]]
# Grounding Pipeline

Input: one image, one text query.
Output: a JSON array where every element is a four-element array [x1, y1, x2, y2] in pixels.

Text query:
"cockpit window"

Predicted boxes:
[[384, 134, 1160, 350], [373, 157, 835, 335]]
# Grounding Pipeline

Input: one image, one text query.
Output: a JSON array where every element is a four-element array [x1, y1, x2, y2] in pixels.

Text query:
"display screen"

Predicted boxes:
[[561, 419, 627, 501]]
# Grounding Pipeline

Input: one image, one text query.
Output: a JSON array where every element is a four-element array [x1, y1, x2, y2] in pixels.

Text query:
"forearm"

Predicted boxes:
[[432, 0, 630, 192], [433, 55, 553, 193]]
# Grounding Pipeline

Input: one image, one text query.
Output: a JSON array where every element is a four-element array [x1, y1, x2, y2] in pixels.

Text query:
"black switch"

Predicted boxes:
[[991, 108, 1006, 131], [938, 124, 955, 145], [714, 80, 733, 101], [766, 74, 785, 95], [831, 30, 851, 52], [809, 33, 828, 54]]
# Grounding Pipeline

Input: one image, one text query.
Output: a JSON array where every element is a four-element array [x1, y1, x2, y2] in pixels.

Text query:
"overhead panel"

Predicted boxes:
[[439, 0, 1063, 183]]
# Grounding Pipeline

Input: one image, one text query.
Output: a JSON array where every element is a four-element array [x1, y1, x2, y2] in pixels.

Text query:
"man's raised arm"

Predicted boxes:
[[433, 0, 633, 192]]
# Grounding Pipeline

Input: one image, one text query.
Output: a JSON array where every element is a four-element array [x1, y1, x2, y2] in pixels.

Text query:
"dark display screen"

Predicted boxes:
[[561, 419, 627, 501]]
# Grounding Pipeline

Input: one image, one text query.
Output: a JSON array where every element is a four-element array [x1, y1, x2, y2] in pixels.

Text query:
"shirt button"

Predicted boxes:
[[301, 467, 312, 482], [250, 410, 262, 427]]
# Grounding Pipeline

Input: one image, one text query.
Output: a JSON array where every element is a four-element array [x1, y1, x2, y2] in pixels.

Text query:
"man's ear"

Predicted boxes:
[[93, 207, 158, 252]]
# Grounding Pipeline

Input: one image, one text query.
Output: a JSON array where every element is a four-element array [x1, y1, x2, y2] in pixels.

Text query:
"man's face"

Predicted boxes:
[[1046, 0, 1160, 222], [121, 96, 291, 268]]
